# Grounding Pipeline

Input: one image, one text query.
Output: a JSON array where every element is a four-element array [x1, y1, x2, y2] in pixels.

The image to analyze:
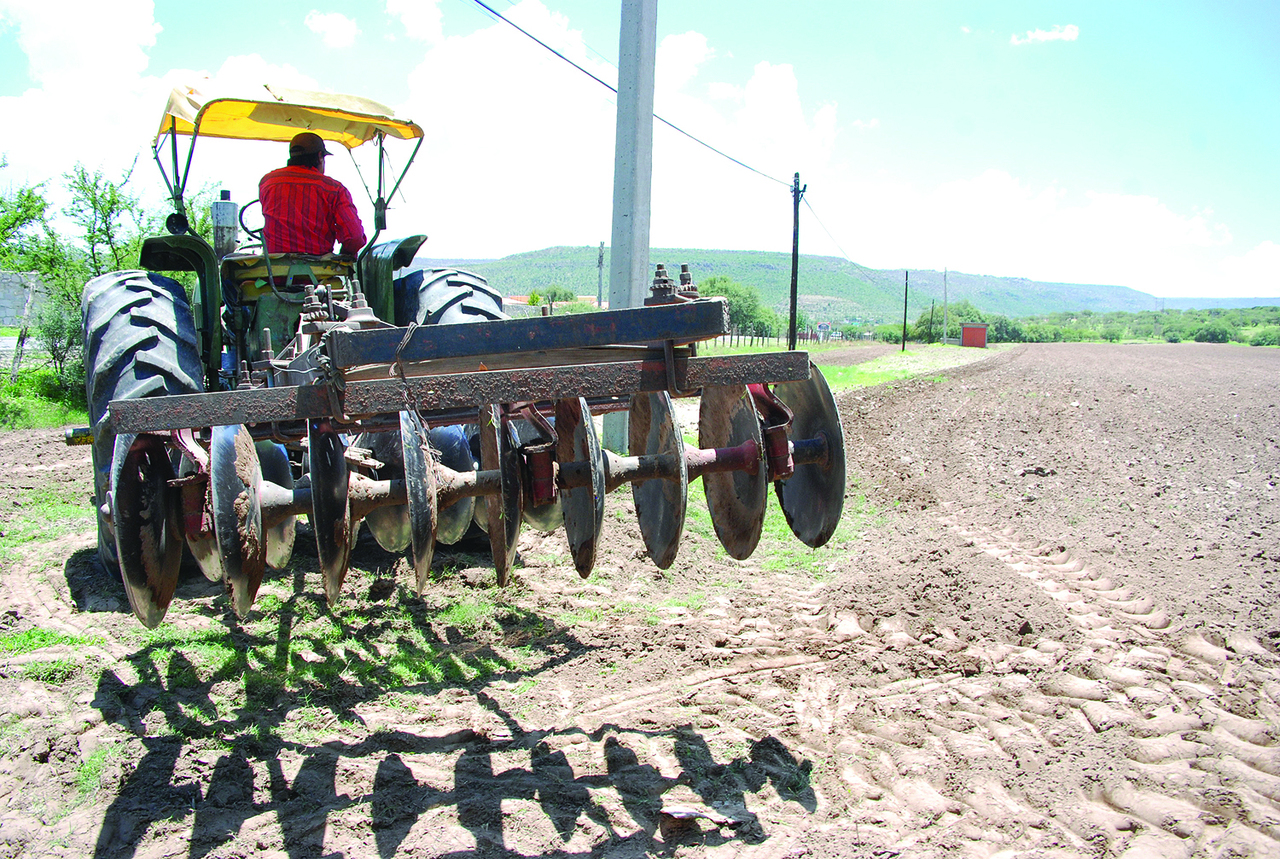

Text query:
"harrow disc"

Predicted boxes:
[[111, 433, 183, 628], [180, 454, 224, 584], [309, 422, 354, 606], [210, 424, 267, 617], [359, 428, 410, 552], [401, 410, 438, 593], [556, 397, 605, 577], [256, 441, 296, 571], [479, 404, 522, 585], [699, 385, 767, 560], [773, 364, 846, 548], [430, 425, 475, 545], [630, 391, 687, 569]]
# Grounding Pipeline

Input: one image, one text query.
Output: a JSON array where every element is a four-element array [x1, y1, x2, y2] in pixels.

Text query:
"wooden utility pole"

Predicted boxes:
[[943, 268, 949, 345], [8, 278, 35, 383], [788, 172, 805, 350], [901, 270, 909, 352], [603, 0, 658, 453], [596, 241, 605, 307]]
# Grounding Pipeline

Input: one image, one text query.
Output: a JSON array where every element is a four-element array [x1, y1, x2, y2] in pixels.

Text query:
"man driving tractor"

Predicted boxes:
[[259, 131, 367, 256]]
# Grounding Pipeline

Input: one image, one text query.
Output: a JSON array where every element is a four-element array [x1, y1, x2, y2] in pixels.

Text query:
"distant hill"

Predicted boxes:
[[1159, 297, 1280, 311], [414, 246, 1263, 323]]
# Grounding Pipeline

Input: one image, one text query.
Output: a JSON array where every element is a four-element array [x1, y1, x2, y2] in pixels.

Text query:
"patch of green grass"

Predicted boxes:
[[435, 596, 496, 633], [20, 659, 80, 683], [758, 491, 876, 577], [815, 343, 1012, 391], [0, 366, 88, 430], [75, 746, 111, 799], [557, 605, 605, 626], [662, 592, 706, 611], [0, 484, 94, 557], [0, 627, 104, 655], [682, 495, 719, 542]]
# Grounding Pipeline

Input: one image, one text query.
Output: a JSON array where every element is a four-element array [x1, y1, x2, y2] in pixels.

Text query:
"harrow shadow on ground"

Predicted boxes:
[[75, 544, 817, 857]]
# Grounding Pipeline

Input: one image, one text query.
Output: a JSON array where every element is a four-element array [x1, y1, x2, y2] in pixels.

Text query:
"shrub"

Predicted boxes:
[[1250, 326, 1280, 346], [874, 323, 902, 344], [1193, 322, 1234, 343], [1100, 325, 1124, 343]]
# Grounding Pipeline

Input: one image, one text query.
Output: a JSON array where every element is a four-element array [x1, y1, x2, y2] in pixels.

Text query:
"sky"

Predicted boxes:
[[1, 0, 1277, 298]]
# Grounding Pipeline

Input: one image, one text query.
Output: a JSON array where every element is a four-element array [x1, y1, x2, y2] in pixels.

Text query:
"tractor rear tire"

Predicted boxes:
[[394, 267, 509, 546], [394, 268, 505, 327], [83, 271, 203, 575]]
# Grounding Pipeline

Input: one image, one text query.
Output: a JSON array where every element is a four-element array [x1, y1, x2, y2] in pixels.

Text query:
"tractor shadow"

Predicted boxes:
[[81, 532, 818, 858]]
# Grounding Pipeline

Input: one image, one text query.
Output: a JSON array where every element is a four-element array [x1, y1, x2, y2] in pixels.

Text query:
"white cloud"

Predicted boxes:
[[960, 26, 971, 35], [0, 1, 1264, 301], [385, 0, 443, 44], [0, 0, 160, 91], [1220, 241, 1280, 294], [0, 0, 164, 192], [1011, 24, 1079, 46], [656, 31, 714, 94], [805, 168, 1251, 297], [305, 10, 359, 48]]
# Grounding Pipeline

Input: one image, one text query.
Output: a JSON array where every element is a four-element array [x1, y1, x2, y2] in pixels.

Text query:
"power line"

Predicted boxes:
[[802, 196, 903, 292], [467, 0, 791, 189]]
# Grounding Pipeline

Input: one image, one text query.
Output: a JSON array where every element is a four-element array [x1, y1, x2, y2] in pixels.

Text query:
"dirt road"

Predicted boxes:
[[1, 342, 1278, 858]]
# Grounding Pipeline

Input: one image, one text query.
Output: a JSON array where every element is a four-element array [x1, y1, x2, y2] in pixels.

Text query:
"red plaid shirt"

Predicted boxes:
[[259, 165, 367, 255]]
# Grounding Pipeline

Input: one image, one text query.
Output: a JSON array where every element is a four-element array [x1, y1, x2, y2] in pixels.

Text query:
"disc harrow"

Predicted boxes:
[[75, 264, 846, 628]]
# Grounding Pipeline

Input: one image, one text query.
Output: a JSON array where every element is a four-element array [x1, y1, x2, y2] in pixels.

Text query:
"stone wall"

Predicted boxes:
[[0, 272, 44, 327]]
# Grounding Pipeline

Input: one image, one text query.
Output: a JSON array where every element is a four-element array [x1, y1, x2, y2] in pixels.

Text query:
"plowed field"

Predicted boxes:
[[1, 341, 1278, 858]]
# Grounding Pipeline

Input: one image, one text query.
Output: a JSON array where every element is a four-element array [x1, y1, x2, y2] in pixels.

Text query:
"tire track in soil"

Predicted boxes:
[[936, 509, 1280, 857]]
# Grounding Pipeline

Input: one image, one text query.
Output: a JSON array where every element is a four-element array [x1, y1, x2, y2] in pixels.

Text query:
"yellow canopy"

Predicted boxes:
[[155, 83, 423, 150]]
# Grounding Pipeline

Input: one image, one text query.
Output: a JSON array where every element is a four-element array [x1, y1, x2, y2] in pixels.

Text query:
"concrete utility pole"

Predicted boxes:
[[603, 0, 658, 453]]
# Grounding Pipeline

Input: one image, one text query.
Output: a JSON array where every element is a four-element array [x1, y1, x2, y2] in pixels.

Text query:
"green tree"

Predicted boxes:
[[1249, 326, 1280, 346], [1193, 322, 1234, 343], [874, 323, 902, 343], [699, 275, 763, 333], [542, 284, 576, 304], [0, 158, 48, 266], [63, 161, 143, 277]]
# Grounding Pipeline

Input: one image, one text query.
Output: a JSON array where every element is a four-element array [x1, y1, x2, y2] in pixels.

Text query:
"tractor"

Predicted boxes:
[[74, 83, 846, 628]]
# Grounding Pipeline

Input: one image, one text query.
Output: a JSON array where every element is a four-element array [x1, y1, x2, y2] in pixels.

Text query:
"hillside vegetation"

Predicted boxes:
[[418, 246, 1185, 323]]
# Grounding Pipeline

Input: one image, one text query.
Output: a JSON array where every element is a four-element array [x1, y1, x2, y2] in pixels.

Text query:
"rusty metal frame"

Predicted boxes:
[[109, 351, 813, 434]]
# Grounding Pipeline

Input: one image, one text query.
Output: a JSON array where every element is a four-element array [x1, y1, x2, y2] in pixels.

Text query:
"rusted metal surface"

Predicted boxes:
[[479, 404, 522, 587], [556, 397, 604, 578], [400, 410, 438, 594], [113, 434, 183, 628], [324, 299, 731, 368], [698, 385, 767, 560], [108, 352, 812, 433], [629, 392, 687, 570], [749, 382, 795, 481], [773, 365, 847, 549], [209, 424, 266, 618], [310, 423, 354, 606]]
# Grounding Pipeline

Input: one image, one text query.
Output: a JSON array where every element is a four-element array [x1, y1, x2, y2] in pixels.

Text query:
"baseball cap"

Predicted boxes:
[[289, 132, 331, 157]]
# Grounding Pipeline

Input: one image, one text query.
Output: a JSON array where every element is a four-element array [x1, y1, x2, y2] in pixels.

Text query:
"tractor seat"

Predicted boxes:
[[223, 252, 353, 300]]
